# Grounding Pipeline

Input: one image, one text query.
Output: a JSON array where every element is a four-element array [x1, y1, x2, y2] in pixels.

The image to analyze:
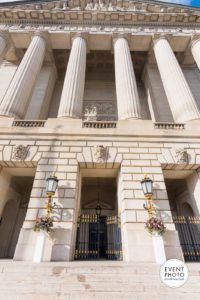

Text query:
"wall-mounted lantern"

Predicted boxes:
[[141, 175, 154, 217], [45, 174, 59, 215]]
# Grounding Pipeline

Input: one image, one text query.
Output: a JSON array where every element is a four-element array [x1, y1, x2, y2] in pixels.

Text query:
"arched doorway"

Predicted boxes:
[[0, 198, 20, 258], [165, 178, 200, 262], [182, 202, 194, 217], [0, 176, 33, 258]]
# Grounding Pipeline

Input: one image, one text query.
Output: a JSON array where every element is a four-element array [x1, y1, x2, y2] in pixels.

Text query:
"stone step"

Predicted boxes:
[[0, 291, 200, 300], [0, 261, 199, 299], [1, 273, 200, 285], [0, 279, 199, 292]]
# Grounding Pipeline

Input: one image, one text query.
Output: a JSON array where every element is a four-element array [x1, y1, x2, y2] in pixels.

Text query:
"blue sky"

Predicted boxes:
[[160, 0, 200, 6], [0, 0, 199, 6]]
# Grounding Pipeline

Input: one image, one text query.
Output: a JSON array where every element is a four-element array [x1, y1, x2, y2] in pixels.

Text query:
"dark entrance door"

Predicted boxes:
[[75, 214, 122, 260], [89, 216, 107, 259]]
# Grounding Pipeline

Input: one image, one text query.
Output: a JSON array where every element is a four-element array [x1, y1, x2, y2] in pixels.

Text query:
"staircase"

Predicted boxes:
[[0, 260, 199, 299]]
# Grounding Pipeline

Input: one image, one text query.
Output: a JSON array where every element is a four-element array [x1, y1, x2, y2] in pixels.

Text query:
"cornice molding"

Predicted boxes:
[[0, 1, 200, 28], [0, 0, 199, 13]]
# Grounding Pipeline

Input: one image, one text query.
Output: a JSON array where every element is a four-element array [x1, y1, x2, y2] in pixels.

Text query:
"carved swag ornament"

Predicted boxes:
[[175, 148, 188, 164], [93, 145, 107, 163], [13, 144, 29, 160]]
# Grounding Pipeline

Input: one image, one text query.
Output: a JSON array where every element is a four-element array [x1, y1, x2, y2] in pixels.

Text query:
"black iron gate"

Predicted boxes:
[[75, 214, 122, 260], [173, 216, 200, 262]]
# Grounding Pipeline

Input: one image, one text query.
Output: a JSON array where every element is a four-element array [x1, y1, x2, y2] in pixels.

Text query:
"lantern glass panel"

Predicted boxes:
[[46, 175, 58, 195], [95, 204, 102, 216], [141, 178, 153, 198]]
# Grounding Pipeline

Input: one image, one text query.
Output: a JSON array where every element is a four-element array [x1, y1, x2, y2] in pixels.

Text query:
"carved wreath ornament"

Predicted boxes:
[[13, 144, 29, 160], [175, 148, 188, 164], [93, 145, 107, 163]]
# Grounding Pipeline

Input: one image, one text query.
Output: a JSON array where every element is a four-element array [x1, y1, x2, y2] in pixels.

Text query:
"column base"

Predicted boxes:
[[0, 117, 14, 127], [119, 114, 141, 121], [57, 115, 81, 119], [0, 111, 19, 119]]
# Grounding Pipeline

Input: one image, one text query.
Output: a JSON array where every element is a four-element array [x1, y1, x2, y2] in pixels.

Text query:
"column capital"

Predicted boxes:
[[191, 34, 200, 48], [0, 30, 10, 50], [191, 34, 200, 70], [0, 31, 10, 62], [147, 34, 171, 63], [152, 34, 172, 47], [112, 33, 131, 47], [70, 32, 89, 51], [0, 31, 9, 43], [31, 30, 51, 50]]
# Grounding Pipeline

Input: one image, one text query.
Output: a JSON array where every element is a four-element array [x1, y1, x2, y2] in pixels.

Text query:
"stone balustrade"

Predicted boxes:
[[82, 121, 117, 129], [12, 120, 46, 128], [154, 123, 185, 130]]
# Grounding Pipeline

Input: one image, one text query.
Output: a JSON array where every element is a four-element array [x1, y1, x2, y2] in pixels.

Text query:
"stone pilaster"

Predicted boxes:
[[0, 32, 8, 63], [0, 32, 47, 119], [154, 37, 200, 123], [58, 36, 87, 118], [114, 36, 141, 120], [191, 38, 200, 70]]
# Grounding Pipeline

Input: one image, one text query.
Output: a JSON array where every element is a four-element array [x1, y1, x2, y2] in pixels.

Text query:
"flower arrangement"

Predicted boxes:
[[33, 215, 54, 233], [145, 217, 166, 236]]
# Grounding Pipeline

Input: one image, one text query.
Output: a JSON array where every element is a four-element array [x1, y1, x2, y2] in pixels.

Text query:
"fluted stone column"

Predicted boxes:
[[0, 32, 8, 63], [114, 37, 141, 120], [58, 36, 86, 118], [154, 37, 200, 123], [0, 33, 47, 119], [191, 38, 200, 70]]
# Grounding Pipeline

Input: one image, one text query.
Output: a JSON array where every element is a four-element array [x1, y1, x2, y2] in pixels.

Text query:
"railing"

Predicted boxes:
[[12, 120, 46, 128], [83, 121, 117, 129], [154, 122, 185, 130], [75, 214, 122, 261], [173, 215, 200, 262]]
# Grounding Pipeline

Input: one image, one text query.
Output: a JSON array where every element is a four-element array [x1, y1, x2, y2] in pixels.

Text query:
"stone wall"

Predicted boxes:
[[1, 120, 200, 262]]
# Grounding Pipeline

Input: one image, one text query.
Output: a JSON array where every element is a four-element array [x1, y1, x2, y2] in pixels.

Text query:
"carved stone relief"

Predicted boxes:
[[13, 144, 29, 160], [2, 0, 190, 15], [93, 145, 107, 163], [175, 148, 188, 164], [84, 0, 147, 12], [83, 101, 117, 121]]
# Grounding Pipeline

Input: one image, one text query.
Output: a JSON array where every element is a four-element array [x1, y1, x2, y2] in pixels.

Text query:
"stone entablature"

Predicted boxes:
[[0, 0, 200, 26]]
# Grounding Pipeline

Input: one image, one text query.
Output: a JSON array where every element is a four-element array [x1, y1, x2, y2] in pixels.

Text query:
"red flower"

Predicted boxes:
[[145, 217, 166, 236]]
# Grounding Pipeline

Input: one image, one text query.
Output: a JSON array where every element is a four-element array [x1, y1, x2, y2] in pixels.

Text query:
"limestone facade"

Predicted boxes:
[[0, 0, 200, 263]]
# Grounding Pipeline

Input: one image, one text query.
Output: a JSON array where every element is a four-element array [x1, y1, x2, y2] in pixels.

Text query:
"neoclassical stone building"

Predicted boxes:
[[0, 0, 200, 263]]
